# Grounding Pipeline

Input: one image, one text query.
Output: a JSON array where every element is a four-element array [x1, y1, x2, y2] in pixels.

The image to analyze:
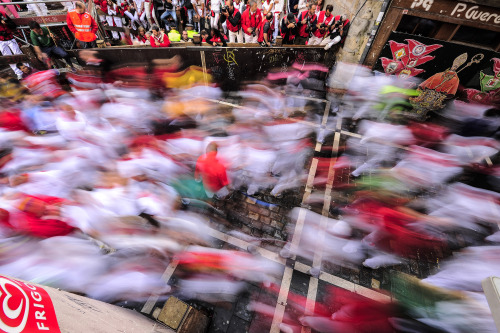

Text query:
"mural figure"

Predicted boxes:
[[410, 53, 484, 119], [465, 58, 500, 107]]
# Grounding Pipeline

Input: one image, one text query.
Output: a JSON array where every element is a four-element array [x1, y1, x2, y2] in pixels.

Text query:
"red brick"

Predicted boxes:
[[260, 216, 271, 224], [247, 205, 261, 214], [248, 212, 259, 220], [259, 208, 270, 217]]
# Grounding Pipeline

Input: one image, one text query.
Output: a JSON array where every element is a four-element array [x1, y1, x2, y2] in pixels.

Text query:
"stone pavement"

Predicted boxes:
[[132, 93, 495, 333]]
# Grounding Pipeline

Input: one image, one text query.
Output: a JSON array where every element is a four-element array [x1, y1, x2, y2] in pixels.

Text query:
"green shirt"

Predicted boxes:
[[30, 27, 53, 47]]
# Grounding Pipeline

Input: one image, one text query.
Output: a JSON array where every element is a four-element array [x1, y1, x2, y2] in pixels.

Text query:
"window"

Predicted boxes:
[[396, 15, 443, 38], [451, 25, 500, 49]]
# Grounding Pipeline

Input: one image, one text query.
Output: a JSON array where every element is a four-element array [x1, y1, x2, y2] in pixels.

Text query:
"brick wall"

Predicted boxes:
[[219, 190, 303, 241]]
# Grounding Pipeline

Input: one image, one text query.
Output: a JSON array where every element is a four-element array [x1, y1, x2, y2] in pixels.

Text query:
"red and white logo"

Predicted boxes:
[[0, 278, 29, 333], [0, 276, 60, 333]]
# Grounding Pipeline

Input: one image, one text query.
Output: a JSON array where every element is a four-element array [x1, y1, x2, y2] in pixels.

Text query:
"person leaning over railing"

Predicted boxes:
[[279, 12, 297, 45], [29, 21, 76, 70], [150, 25, 170, 46], [67, 1, 99, 48]]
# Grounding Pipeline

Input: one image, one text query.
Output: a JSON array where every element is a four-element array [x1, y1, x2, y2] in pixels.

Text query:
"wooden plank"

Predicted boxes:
[[363, 6, 403, 68], [392, 0, 500, 32], [13, 15, 67, 26]]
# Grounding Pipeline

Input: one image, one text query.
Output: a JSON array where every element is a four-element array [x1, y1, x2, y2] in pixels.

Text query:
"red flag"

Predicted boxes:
[[406, 39, 443, 58], [380, 57, 404, 75], [397, 67, 425, 79], [406, 55, 435, 68], [388, 40, 409, 63]]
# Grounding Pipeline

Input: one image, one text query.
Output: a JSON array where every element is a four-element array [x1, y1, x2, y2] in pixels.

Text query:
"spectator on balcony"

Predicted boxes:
[[308, 3, 332, 45], [224, 0, 242, 43], [180, 29, 189, 41], [280, 12, 297, 45], [160, 0, 178, 30], [67, 2, 99, 48], [241, 0, 260, 43], [167, 22, 181, 41], [257, 12, 273, 47], [322, 13, 349, 50], [150, 25, 170, 46], [135, 26, 150, 44], [295, 1, 316, 45], [29, 21, 76, 70], [16, 63, 38, 79], [0, 13, 24, 78]]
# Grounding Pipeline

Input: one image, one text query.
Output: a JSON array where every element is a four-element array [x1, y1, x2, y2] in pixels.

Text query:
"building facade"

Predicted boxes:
[[361, 0, 500, 112]]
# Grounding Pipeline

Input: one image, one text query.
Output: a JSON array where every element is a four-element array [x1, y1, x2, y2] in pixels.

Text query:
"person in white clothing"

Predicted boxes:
[[261, 0, 273, 17], [297, 0, 307, 14], [106, 0, 120, 39], [134, 0, 148, 27], [124, 1, 144, 30], [141, 0, 160, 28], [271, 0, 282, 41], [210, 0, 222, 29], [26, 0, 48, 16]]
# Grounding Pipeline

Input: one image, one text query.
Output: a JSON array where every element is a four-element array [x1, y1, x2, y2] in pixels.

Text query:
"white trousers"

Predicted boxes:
[[273, 12, 280, 40], [0, 39, 23, 76], [106, 16, 120, 39], [113, 16, 125, 38], [243, 33, 257, 43], [210, 11, 219, 29], [26, 1, 48, 16], [320, 35, 341, 47], [144, 2, 160, 27], [228, 29, 243, 43], [63, 1, 75, 10], [125, 11, 143, 29], [308, 35, 323, 45]]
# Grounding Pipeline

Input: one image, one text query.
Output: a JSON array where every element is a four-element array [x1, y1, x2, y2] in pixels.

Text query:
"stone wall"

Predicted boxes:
[[324, 0, 386, 64]]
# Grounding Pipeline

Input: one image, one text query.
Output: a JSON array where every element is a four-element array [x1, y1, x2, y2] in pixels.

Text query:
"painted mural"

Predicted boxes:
[[375, 32, 500, 119]]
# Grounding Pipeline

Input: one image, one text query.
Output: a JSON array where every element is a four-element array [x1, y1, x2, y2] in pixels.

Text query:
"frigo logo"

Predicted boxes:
[[0, 278, 29, 333]]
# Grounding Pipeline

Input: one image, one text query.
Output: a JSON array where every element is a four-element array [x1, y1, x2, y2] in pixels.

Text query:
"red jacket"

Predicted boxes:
[[257, 19, 273, 43], [313, 10, 334, 38], [150, 33, 171, 47], [241, 8, 261, 36], [226, 8, 241, 32], [297, 10, 316, 38]]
